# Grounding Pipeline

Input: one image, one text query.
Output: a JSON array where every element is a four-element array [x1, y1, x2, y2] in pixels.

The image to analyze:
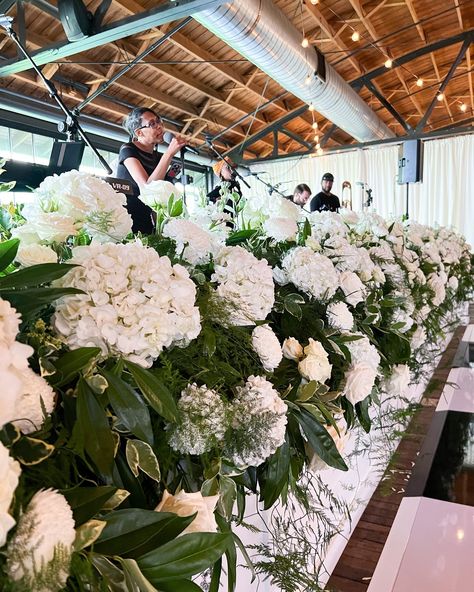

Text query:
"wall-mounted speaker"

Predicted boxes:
[[398, 139, 423, 184], [58, 0, 93, 42]]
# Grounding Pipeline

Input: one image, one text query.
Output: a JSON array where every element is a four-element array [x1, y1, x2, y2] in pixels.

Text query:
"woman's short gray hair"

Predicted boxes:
[[123, 107, 159, 139]]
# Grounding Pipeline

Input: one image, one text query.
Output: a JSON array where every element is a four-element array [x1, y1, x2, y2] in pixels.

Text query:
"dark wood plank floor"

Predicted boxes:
[[326, 309, 472, 592]]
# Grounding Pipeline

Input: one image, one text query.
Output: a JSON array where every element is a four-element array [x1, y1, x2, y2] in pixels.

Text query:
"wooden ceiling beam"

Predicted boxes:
[[346, 0, 379, 42]]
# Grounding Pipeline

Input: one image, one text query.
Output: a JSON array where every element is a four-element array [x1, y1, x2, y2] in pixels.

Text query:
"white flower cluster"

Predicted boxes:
[[52, 242, 201, 367], [162, 218, 223, 266], [251, 325, 283, 372], [226, 376, 288, 467], [383, 364, 411, 397], [15, 244, 58, 267], [0, 298, 55, 434], [168, 384, 229, 455], [343, 335, 380, 405], [327, 301, 354, 332], [298, 339, 332, 383], [263, 217, 298, 242], [0, 442, 21, 547], [277, 247, 339, 302], [212, 246, 275, 326], [12, 170, 132, 244], [338, 270, 366, 307], [243, 194, 302, 227], [139, 180, 183, 209], [6, 489, 75, 592]]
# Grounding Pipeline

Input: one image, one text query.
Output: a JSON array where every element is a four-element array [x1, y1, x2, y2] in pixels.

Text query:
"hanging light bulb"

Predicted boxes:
[[314, 134, 319, 143], [384, 58, 392, 68], [310, 0, 318, 4], [305, 73, 312, 85], [436, 92, 444, 101], [316, 143, 321, 150], [416, 78, 424, 87], [309, 103, 315, 111], [351, 31, 360, 42], [460, 103, 467, 112], [301, 37, 309, 48], [312, 121, 318, 129]]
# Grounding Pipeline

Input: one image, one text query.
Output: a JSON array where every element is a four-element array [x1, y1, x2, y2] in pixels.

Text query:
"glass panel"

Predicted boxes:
[[0, 126, 11, 159], [33, 135, 54, 165], [10, 128, 34, 162]]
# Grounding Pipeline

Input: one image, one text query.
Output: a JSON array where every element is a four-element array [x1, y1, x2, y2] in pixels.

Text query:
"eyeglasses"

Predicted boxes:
[[136, 119, 163, 131]]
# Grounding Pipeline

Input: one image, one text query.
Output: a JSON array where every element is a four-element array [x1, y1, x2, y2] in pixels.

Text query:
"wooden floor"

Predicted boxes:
[[326, 310, 472, 592]]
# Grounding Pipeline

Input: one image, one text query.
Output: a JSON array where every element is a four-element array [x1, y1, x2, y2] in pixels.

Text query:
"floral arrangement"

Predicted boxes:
[[0, 169, 472, 591]]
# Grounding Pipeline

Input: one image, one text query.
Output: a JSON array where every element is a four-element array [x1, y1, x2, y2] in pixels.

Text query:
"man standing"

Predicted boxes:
[[286, 183, 312, 207], [310, 173, 341, 212]]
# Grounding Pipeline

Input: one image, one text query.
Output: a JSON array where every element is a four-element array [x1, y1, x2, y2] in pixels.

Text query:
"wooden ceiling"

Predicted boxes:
[[0, 0, 472, 163]]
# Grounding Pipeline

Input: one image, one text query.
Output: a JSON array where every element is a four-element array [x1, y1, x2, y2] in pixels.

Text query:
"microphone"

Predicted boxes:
[[163, 131, 199, 156]]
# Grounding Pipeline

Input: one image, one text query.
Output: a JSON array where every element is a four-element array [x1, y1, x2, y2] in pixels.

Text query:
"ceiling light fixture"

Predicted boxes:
[[314, 134, 319, 142], [310, 0, 319, 5], [309, 103, 314, 111], [436, 92, 444, 101], [312, 121, 318, 129], [384, 58, 392, 68], [460, 103, 467, 112], [351, 31, 360, 42], [317, 147, 323, 155], [416, 78, 424, 87], [301, 37, 309, 48]]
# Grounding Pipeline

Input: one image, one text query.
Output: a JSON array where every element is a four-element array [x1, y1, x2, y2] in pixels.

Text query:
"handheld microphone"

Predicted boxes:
[[163, 131, 199, 156]]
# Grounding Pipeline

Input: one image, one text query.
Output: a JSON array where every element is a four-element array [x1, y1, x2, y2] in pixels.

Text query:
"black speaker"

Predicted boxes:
[[49, 140, 85, 172], [398, 139, 423, 184], [58, 0, 93, 42]]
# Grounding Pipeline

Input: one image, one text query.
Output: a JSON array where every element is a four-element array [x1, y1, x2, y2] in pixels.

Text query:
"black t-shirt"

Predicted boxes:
[[116, 142, 161, 235], [310, 191, 341, 213], [207, 179, 242, 204]]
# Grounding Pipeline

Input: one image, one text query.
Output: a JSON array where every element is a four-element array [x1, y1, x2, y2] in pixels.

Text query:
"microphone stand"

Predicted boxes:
[[205, 137, 251, 190], [248, 171, 287, 198], [0, 14, 112, 175]]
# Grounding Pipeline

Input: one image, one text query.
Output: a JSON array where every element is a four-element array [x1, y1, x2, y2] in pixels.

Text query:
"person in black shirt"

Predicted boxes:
[[207, 158, 242, 204], [310, 172, 341, 213], [116, 107, 186, 234], [285, 183, 311, 207]]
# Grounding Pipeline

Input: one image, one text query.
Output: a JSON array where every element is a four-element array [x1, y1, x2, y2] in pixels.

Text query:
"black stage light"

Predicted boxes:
[[58, 0, 93, 42]]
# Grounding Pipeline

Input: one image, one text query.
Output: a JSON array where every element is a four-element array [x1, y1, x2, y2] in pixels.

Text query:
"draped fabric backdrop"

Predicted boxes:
[[246, 133, 474, 246]]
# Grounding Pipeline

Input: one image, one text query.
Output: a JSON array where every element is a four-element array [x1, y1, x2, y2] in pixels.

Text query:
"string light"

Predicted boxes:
[[316, 143, 321, 149], [384, 58, 392, 68], [312, 121, 318, 129], [460, 103, 467, 112], [309, 103, 314, 111], [436, 92, 444, 101], [416, 78, 424, 87], [351, 31, 360, 42], [310, 0, 319, 4], [301, 37, 309, 48], [314, 134, 319, 142]]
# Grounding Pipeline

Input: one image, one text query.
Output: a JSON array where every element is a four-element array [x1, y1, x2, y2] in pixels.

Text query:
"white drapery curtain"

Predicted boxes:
[[246, 133, 474, 245]]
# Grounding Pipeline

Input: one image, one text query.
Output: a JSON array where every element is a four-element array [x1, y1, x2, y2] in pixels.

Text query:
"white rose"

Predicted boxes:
[[344, 362, 377, 405], [303, 338, 328, 359], [448, 276, 459, 291], [0, 442, 21, 547], [299, 354, 332, 383], [155, 490, 219, 534], [327, 301, 354, 331], [339, 270, 366, 307], [251, 325, 283, 372], [282, 337, 303, 361], [16, 244, 58, 267], [140, 180, 182, 208], [21, 212, 77, 243]]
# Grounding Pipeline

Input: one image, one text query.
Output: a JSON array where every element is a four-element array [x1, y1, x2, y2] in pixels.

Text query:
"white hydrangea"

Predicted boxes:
[[211, 246, 275, 326], [168, 384, 228, 455], [0, 298, 22, 345], [345, 334, 380, 369], [383, 364, 411, 397], [139, 180, 183, 209], [7, 489, 75, 592], [251, 325, 283, 372], [226, 376, 288, 467], [308, 211, 348, 242], [15, 244, 58, 267], [12, 368, 56, 435], [0, 442, 21, 547], [277, 247, 338, 301], [339, 270, 366, 307], [327, 301, 354, 331], [243, 193, 302, 226], [391, 308, 414, 334], [13, 170, 132, 244], [263, 217, 298, 242], [162, 218, 222, 265], [52, 242, 201, 367], [298, 339, 332, 383]]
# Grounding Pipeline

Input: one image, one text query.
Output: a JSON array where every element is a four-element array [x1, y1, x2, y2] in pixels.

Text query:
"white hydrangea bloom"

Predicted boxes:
[[52, 242, 201, 367], [211, 246, 275, 326], [168, 384, 228, 455], [226, 376, 287, 467], [162, 218, 223, 265], [263, 217, 298, 242], [411, 325, 427, 350], [12, 368, 56, 435], [7, 489, 75, 592], [278, 247, 338, 301], [327, 301, 354, 331], [0, 442, 21, 547], [0, 298, 22, 345], [251, 325, 283, 372], [345, 334, 381, 369], [308, 211, 348, 242], [139, 180, 183, 208], [15, 244, 58, 267], [391, 308, 414, 333]]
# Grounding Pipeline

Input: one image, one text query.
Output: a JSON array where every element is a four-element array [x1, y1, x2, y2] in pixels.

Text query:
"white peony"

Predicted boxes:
[[383, 364, 411, 396], [282, 337, 304, 361], [155, 490, 218, 534], [278, 247, 339, 301], [327, 301, 354, 331], [52, 242, 201, 367], [298, 339, 332, 383], [162, 218, 222, 265], [0, 442, 21, 547], [212, 246, 275, 326], [339, 270, 366, 307], [139, 180, 182, 208], [12, 368, 56, 434], [7, 489, 75, 592], [251, 325, 283, 372], [16, 244, 58, 267], [13, 211, 77, 244], [263, 217, 298, 242]]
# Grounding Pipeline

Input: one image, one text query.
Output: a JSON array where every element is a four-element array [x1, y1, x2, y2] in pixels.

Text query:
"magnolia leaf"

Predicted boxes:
[[296, 380, 318, 402], [126, 439, 161, 482], [50, 347, 101, 387], [119, 558, 160, 591], [259, 436, 290, 510], [63, 486, 118, 526], [0, 238, 19, 272], [74, 519, 107, 551], [0, 262, 76, 289], [12, 436, 54, 465], [126, 361, 178, 423], [201, 476, 219, 497], [217, 476, 237, 521], [91, 555, 129, 591], [0, 422, 21, 447], [103, 489, 131, 510]]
